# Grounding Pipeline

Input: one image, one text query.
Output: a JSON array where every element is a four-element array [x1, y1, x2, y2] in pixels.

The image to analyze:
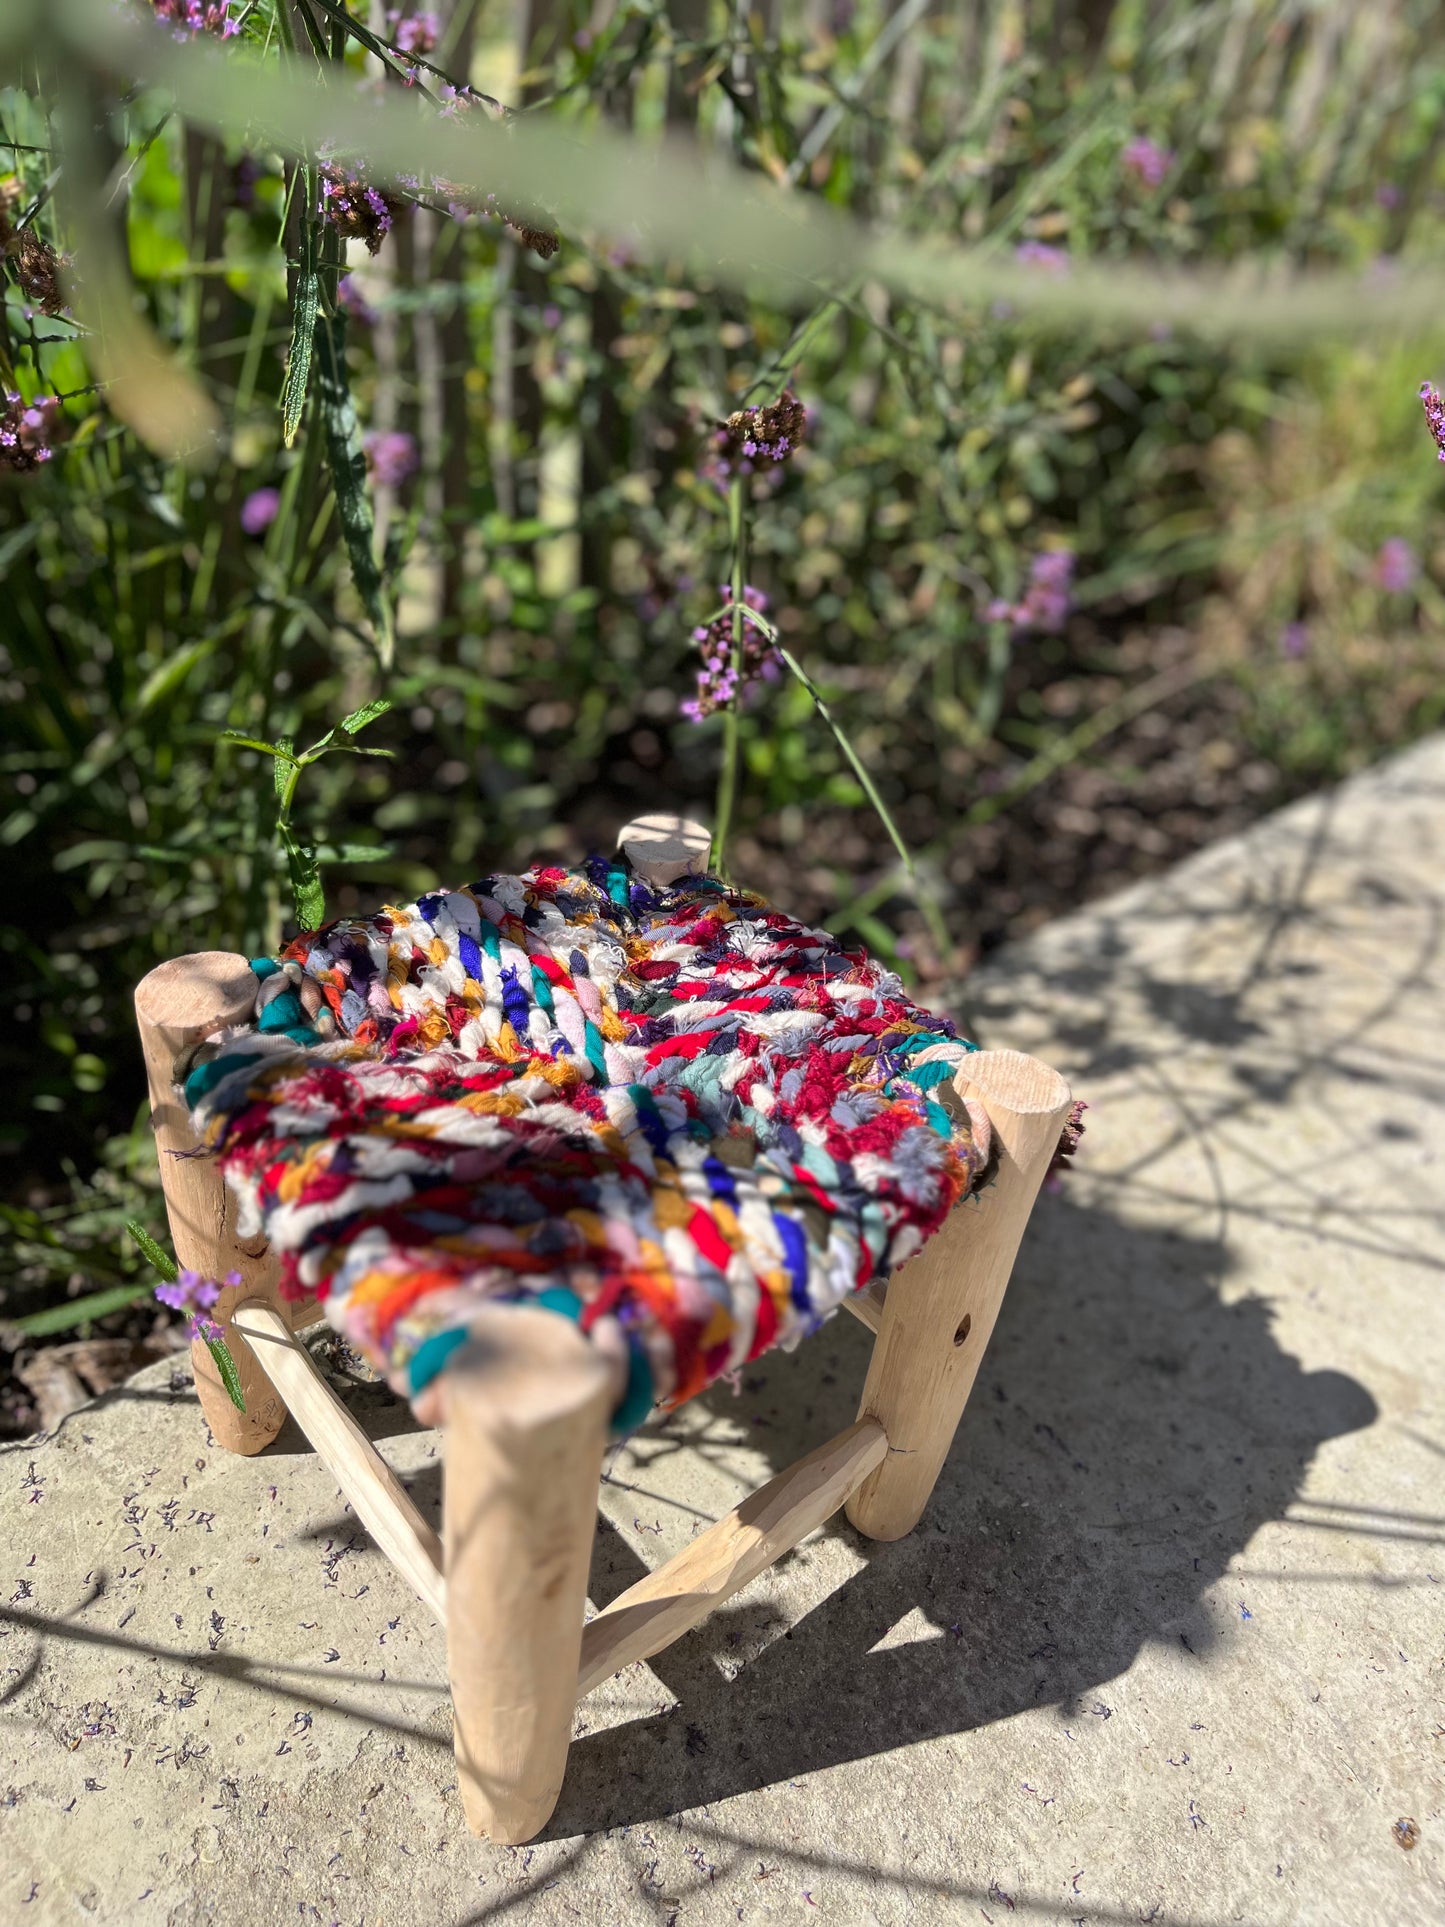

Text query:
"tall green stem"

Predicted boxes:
[[712, 475, 747, 872]]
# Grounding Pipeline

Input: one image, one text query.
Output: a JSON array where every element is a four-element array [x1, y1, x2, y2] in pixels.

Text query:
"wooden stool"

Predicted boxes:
[[133, 819, 1071, 1845]]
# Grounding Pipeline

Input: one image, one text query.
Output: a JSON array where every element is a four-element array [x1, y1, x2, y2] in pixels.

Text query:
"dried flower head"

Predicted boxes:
[[681, 584, 780, 721], [15, 229, 65, 317], [1046, 1100, 1088, 1186], [1420, 382, 1445, 463], [431, 87, 560, 256], [506, 219, 559, 260], [0, 391, 61, 473], [706, 388, 806, 488], [319, 165, 398, 255]]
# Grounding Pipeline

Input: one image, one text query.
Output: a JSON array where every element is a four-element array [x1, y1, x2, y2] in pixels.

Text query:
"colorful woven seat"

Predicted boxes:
[[135, 818, 1073, 1845], [185, 852, 994, 1430]]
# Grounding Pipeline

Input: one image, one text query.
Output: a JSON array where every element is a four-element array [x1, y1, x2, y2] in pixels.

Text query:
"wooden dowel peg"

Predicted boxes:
[[618, 813, 712, 888]]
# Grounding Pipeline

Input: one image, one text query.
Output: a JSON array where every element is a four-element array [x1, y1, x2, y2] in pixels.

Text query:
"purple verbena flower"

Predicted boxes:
[[1419, 382, 1445, 463], [1373, 537, 1419, 594], [337, 275, 377, 327], [0, 391, 61, 472], [1121, 137, 1172, 189], [231, 155, 263, 211], [153, 1267, 241, 1334], [1015, 240, 1071, 274], [387, 7, 440, 54], [681, 585, 780, 720], [987, 548, 1076, 635], [364, 430, 419, 487], [1279, 621, 1310, 660], [150, 0, 238, 36], [240, 486, 280, 536]]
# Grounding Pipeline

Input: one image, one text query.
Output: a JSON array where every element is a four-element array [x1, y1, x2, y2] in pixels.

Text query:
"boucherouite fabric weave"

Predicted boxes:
[[186, 855, 993, 1430]]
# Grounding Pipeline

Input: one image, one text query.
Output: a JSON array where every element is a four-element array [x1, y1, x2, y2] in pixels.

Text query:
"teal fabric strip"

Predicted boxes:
[[184, 1052, 253, 1107], [407, 1325, 472, 1395], [530, 1286, 656, 1435], [903, 1058, 957, 1091], [583, 1021, 609, 1081], [257, 987, 305, 1032], [529, 962, 556, 1018]]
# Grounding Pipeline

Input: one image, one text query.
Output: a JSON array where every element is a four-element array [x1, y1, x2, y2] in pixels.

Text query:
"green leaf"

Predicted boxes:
[[273, 735, 296, 801], [220, 730, 295, 759], [125, 1218, 178, 1283], [10, 1282, 153, 1337], [315, 310, 395, 667], [316, 841, 390, 863], [206, 1336, 247, 1413], [280, 821, 326, 929], [280, 198, 321, 447], [340, 697, 393, 736]]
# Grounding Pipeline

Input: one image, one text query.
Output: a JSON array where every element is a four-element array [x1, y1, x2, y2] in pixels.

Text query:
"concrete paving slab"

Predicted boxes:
[[2, 737, 1443, 1927]]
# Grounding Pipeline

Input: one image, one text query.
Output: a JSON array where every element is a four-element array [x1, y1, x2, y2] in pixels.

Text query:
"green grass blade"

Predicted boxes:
[[10, 1283, 153, 1337]]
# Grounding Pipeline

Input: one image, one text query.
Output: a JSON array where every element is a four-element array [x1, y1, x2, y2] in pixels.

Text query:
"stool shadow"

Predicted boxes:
[[546, 1187, 1378, 1835]]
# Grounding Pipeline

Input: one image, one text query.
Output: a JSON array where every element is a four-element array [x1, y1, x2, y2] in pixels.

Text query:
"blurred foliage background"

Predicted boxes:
[[2, 0, 1444, 1417]]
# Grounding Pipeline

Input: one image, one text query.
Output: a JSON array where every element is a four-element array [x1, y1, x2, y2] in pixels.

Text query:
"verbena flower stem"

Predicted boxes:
[[738, 294, 840, 408], [712, 475, 747, 872], [773, 643, 913, 876]]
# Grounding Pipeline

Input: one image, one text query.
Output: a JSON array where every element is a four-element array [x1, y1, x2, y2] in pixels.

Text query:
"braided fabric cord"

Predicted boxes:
[[188, 855, 992, 1428]]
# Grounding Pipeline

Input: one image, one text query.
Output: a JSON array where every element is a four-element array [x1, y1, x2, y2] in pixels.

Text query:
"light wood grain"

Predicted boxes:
[[577, 1416, 888, 1699], [845, 1049, 1072, 1542], [442, 1303, 618, 1844], [134, 952, 318, 1454], [618, 812, 712, 886], [839, 1279, 887, 1334], [231, 1299, 446, 1622]]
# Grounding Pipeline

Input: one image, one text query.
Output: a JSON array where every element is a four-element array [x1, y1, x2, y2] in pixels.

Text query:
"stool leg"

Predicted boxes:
[[135, 953, 316, 1455], [443, 1304, 617, 1844], [845, 1050, 1073, 1543]]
